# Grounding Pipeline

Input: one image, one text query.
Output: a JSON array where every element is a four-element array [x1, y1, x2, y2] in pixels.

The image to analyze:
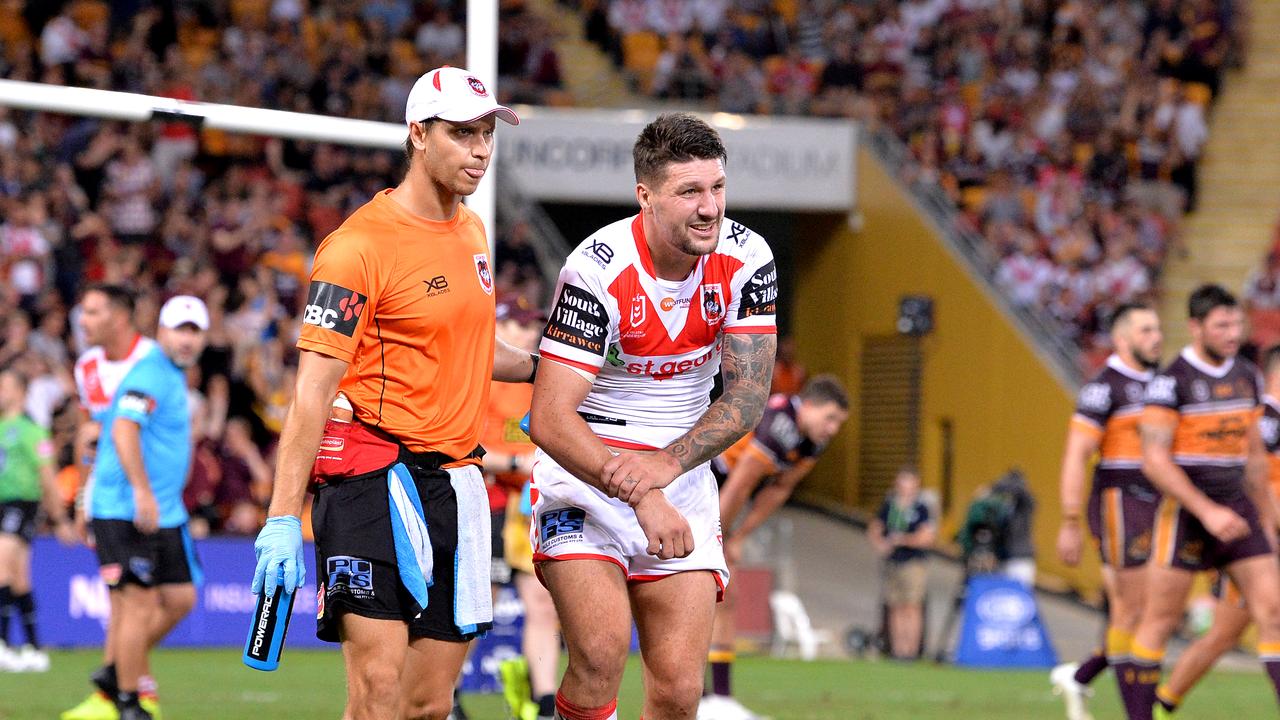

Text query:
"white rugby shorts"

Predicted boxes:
[[530, 448, 728, 597]]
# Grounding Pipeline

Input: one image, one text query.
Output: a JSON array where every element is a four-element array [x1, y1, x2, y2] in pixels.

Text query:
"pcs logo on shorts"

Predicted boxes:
[[539, 508, 586, 551], [327, 556, 375, 600], [303, 281, 368, 337]]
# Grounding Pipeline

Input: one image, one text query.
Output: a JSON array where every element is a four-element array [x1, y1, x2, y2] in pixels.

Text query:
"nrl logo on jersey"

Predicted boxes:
[[700, 284, 724, 324], [630, 294, 646, 326]]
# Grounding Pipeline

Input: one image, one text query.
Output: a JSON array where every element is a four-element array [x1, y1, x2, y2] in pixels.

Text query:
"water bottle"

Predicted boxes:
[[243, 567, 296, 671]]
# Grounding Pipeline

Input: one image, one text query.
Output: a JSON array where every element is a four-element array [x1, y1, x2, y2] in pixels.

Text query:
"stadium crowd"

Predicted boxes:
[[0, 0, 1248, 535], [0, 0, 559, 536], [582, 0, 1241, 370]]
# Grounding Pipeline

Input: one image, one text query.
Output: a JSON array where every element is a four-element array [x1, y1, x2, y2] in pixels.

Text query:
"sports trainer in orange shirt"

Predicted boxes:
[[252, 67, 535, 720]]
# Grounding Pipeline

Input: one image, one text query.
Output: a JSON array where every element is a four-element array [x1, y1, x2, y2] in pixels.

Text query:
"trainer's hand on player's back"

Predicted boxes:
[[1201, 503, 1249, 543], [602, 449, 682, 505], [633, 490, 694, 559]]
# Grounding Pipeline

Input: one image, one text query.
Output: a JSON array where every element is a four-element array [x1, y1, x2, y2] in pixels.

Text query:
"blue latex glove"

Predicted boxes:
[[519, 411, 531, 436], [252, 516, 305, 596]]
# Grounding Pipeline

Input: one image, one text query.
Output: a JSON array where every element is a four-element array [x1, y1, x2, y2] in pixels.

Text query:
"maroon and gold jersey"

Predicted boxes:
[[1142, 347, 1263, 501], [1070, 354, 1155, 495]]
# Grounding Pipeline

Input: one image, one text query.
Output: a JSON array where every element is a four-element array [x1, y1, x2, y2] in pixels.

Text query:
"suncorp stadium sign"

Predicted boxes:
[[499, 109, 858, 212]]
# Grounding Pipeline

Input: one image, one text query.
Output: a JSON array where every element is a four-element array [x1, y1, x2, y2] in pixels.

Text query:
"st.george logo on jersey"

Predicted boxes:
[[474, 254, 494, 294], [701, 284, 724, 324]]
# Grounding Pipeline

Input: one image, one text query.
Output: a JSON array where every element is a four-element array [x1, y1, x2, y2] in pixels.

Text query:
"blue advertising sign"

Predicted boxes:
[[953, 574, 1058, 669]]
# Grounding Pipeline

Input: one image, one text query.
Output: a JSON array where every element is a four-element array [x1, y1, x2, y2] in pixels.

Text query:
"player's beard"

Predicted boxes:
[[1135, 348, 1160, 370], [1202, 339, 1236, 364], [672, 216, 722, 257]]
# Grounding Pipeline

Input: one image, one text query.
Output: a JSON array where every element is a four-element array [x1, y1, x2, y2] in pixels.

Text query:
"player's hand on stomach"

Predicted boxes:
[[633, 489, 694, 560], [602, 449, 682, 505], [1201, 503, 1249, 543], [133, 488, 159, 534], [1056, 521, 1083, 566]]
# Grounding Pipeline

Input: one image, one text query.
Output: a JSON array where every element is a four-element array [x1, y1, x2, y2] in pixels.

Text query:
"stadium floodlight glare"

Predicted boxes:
[[0, 78, 406, 150]]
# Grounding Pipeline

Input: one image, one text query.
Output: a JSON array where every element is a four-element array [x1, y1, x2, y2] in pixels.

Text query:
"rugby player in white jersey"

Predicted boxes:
[[529, 113, 777, 720]]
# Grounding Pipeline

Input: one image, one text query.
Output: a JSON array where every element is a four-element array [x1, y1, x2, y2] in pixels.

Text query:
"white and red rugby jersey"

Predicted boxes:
[[74, 334, 156, 422], [540, 214, 777, 450]]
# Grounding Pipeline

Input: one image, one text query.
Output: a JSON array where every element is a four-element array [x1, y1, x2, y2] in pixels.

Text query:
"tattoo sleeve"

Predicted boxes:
[[666, 332, 777, 473]]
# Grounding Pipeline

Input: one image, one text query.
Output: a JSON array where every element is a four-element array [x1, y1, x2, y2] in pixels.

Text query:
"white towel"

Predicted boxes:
[[447, 465, 492, 633]]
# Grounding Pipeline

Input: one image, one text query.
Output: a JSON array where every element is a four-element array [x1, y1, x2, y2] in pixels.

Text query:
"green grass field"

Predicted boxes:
[[0, 650, 1274, 719]]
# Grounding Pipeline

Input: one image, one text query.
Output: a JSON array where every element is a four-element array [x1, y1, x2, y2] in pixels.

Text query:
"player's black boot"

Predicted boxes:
[[90, 664, 119, 696]]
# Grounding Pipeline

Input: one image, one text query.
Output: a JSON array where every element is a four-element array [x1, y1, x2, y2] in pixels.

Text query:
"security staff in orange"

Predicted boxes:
[[252, 67, 535, 720]]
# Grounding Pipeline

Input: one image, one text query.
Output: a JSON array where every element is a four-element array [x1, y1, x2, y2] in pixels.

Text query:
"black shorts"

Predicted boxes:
[[312, 457, 493, 644], [0, 501, 39, 544], [91, 519, 202, 588], [490, 509, 512, 585]]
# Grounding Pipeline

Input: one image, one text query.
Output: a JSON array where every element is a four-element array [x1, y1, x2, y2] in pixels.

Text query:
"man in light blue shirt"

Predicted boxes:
[[90, 296, 208, 720]]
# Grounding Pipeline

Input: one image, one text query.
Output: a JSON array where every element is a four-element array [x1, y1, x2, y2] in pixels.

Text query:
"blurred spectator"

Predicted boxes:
[[1245, 251, 1280, 350], [770, 335, 806, 396], [869, 467, 936, 661]]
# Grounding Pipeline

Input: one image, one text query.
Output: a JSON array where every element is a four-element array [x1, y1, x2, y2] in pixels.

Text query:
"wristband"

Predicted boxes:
[[526, 354, 540, 383]]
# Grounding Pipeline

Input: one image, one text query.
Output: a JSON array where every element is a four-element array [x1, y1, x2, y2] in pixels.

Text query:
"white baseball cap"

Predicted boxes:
[[404, 67, 520, 126], [159, 295, 210, 331]]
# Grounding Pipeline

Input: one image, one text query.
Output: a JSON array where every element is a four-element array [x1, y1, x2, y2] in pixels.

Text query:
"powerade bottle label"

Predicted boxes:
[[243, 569, 296, 671]]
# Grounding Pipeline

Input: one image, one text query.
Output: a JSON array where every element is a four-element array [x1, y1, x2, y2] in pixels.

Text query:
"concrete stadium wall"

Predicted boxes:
[[789, 148, 1097, 596]]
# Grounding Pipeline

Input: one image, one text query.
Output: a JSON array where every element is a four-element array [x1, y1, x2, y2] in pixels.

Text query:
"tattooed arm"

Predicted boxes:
[[668, 332, 776, 471], [1141, 411, 1249, 542], [602, 332, 776, 505]]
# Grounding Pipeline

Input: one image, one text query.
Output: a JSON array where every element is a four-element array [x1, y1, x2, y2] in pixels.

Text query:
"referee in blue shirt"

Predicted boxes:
[[90, 296, 208, 720]]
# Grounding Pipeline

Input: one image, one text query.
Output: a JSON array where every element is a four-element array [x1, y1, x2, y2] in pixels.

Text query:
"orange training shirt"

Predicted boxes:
[[297, 189, 496, 461]]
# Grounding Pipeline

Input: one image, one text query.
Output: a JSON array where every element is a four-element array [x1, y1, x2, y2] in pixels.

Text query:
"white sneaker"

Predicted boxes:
[[1049, 662, 1094, 720], [13, 645, 50, 673], [0, 643, 18, 671]]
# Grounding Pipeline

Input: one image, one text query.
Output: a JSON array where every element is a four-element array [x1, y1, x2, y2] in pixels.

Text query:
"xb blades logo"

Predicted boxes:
[[590, 240, 613, 265], [423, 275, 450, 296]]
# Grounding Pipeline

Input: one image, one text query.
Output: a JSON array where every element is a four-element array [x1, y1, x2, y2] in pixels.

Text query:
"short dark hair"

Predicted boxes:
[[1187, 284, 1237, 321], [632, 113, 727, 187], [403, 119, 438, 161], [1108, 302, 1152, 332], [799, 373, 849, 410], [84, 283, 135, 315]]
